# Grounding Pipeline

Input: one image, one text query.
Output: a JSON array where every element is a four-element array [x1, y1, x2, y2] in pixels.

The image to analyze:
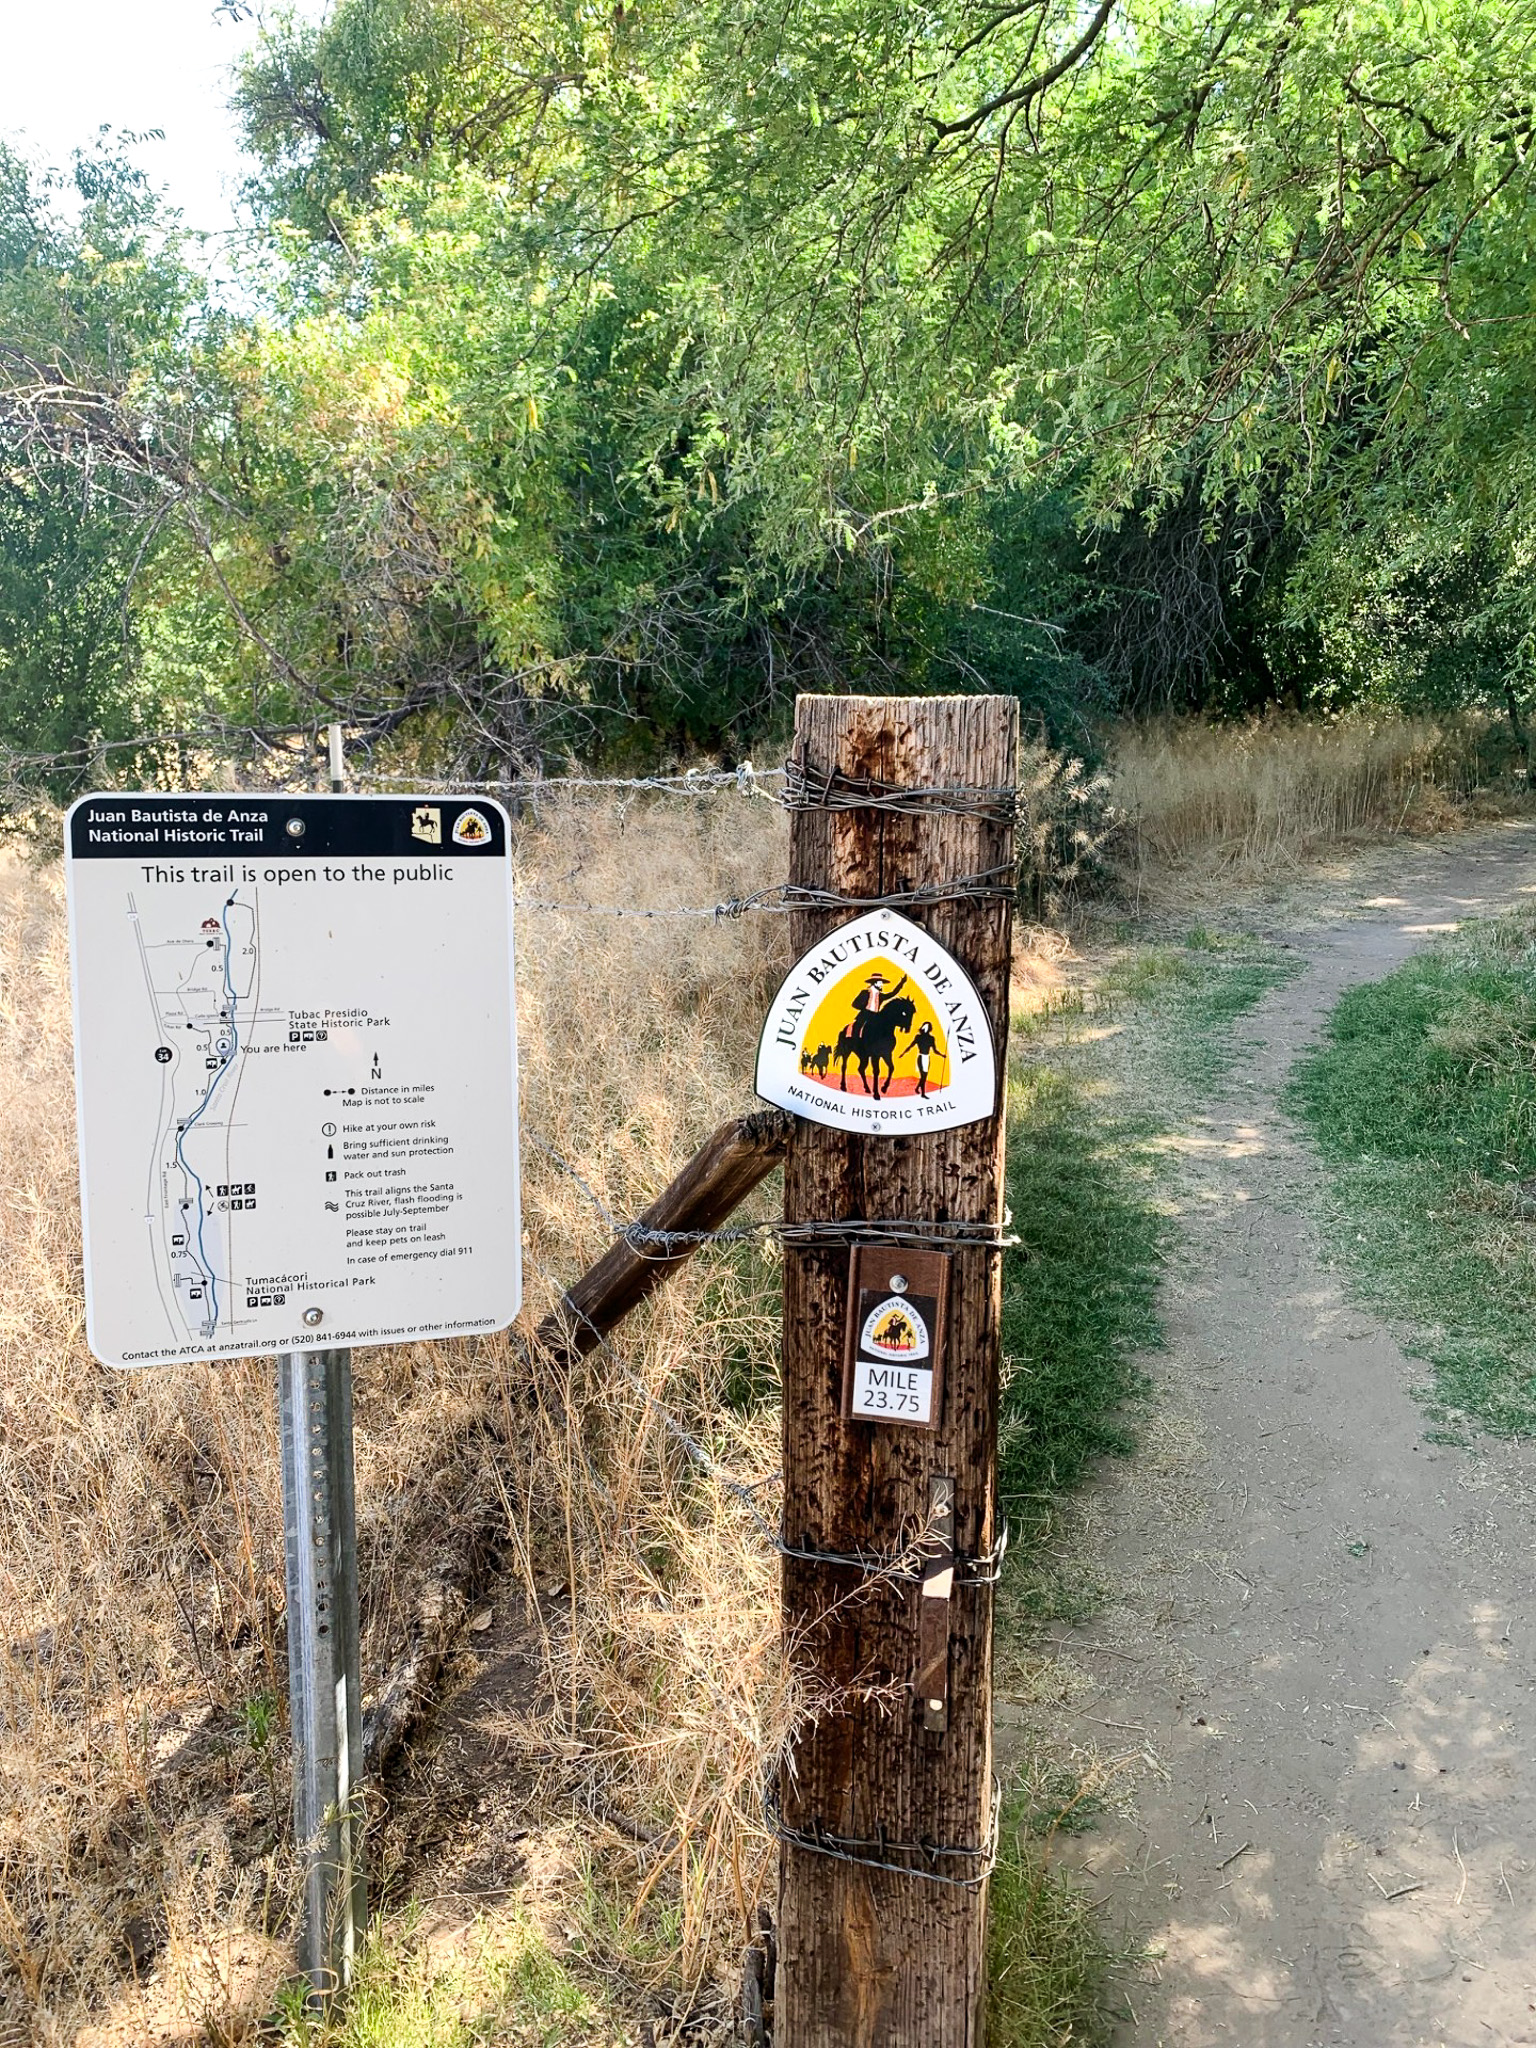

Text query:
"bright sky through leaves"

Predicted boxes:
[[0, 1, 324, 235]]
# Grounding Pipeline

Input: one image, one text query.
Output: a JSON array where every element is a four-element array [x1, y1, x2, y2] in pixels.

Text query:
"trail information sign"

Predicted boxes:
[[66, 794, 520, 1368]]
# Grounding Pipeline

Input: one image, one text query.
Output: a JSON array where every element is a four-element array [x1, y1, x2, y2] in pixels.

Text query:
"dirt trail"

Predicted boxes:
[[1015, 824, 1536, 2048]]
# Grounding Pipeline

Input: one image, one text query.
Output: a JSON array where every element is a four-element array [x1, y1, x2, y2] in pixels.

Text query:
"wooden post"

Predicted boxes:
[[776, 695, 1016, 2046]]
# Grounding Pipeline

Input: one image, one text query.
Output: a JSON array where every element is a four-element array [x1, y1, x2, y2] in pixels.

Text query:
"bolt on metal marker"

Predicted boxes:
[[277, 721, 366, 2000]]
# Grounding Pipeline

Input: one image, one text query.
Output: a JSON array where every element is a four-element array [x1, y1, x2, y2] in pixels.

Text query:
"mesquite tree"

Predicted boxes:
[[6, 0, 1536, 783]]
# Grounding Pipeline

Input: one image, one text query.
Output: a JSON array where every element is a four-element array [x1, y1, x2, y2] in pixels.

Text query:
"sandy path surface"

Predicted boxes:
[[1007, 824, 1536, 2048]]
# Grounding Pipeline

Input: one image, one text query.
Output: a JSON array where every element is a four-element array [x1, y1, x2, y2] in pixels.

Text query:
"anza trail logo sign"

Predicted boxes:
[[755, 910, 995, 1134], [861, 1296, 929, 1359]]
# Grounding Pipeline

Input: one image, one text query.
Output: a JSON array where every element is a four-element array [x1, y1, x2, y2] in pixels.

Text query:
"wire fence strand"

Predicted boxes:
[[520, 865, 1019, 920], [524, 1131, 1019, 1258], [6, 731, 1032, 828], [524, 1128, 1014, 1589], [762, 1778, 1003, 1891]]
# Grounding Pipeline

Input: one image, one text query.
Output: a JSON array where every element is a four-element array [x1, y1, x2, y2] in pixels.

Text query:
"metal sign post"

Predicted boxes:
[[281, 728, 363, 1998], [63, 721, 521, 2008], [278, 1341, 366, 1996]]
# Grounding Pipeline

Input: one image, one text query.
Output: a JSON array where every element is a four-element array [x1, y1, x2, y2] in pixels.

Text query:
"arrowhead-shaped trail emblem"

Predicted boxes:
[[755, 909, 996, 1134]]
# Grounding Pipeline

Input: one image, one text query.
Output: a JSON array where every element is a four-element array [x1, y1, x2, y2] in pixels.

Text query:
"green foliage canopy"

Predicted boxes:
[[7, 0, 1536, 772], [0, 141, 209, 777]]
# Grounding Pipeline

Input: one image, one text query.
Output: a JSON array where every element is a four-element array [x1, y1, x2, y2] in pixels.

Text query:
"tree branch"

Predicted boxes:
[[928, 0, 1117, 140]]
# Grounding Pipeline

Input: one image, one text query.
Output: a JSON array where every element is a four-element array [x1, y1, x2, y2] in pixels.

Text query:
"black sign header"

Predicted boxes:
[[68, 794, 510, 862]]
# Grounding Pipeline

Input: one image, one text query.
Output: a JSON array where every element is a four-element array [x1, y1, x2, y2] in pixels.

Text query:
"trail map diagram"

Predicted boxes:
[[131, 887, 270, 1344], [67, 793, 521, 1369]]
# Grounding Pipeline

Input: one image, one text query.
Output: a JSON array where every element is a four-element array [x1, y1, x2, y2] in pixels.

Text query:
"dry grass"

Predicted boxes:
[[0, 789, 797, 2042], [1111, 711, 1518, 878], [14, 703, 1478, 2040]]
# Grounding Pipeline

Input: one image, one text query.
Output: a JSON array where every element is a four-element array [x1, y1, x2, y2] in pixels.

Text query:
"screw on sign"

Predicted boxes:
[[63, 766, 521, 2004]]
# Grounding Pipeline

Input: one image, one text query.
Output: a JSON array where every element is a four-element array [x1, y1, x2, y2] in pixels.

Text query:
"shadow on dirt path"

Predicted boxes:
[[1012, 822, 1536, 2048]]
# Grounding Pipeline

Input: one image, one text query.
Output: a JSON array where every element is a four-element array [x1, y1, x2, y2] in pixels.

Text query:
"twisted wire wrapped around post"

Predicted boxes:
[[620, 1215, 1019, 1256], [10, 736, 1032, 825], [781, 754, 1020, 825], [524, 1132, 1015, 1588], [762, 1778, 1003, 1892], [524, 1132, 1020, 1260]]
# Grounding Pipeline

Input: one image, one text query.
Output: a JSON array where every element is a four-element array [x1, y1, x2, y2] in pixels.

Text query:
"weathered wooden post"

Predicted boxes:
[[772, 694, 1017, 2045]]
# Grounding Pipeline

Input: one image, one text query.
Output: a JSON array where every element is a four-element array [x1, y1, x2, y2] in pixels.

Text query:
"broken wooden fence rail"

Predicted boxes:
[[534, 1107, 792, 1364], [359, 1106, 792, 1779]]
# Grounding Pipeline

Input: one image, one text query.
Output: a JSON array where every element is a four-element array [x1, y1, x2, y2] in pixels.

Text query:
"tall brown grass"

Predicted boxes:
[[0, 790, 796, 2042], [6, 708, 1502, 2039], [1112, 711, 1517, 876]]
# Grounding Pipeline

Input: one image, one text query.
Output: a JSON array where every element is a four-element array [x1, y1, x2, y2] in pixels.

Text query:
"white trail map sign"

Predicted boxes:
[[66, 794, 520, 1368]]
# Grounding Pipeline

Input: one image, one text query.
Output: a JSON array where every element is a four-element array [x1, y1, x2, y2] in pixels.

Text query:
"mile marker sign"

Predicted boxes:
[[65, 793, 520, 1368]]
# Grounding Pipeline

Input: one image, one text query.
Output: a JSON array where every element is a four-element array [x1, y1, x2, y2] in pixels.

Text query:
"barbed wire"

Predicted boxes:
[[623, 1217, 1019, 1254], [524, 1132, 1019, 1259], [777, 1521, 1009, 1588], [365, 764, 784, 800], [524, 1130, 619, 1228], [0, 732, 782, 794], [574, 1318, 785, 1531], [6, 733, 1030, 828], [26, 718, 1023, 1884], [526, 1128, 1014, 1588], [525, 1150, 1012, 1898], [762, 1778, 1002, 1891], [520, 865, 1020, 921], [552, 1306, 1009, 1590], [0, 724, 319, 767], [783, 758, 1019, 824]]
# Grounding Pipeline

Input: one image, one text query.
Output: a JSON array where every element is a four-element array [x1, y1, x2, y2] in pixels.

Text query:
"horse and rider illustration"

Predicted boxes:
[[813, 969, 945, 1100]]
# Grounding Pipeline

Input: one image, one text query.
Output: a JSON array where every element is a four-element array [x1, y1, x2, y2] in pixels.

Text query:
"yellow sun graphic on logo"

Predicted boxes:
[[794, 955, 949, 1098], [870, 1307, 918, 1350]]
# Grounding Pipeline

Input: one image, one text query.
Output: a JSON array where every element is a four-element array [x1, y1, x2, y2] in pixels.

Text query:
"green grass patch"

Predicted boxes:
[[1096, 926, 1298, 1091], [987, 1805, 1135, 2048], [1001, 1066, 1164, 1542], [1000, 931, 1296, 1512], [1287, 906, 1536, 1436], [276, 1911, 605, 2047], [987, 1047, 1167, 2041]]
